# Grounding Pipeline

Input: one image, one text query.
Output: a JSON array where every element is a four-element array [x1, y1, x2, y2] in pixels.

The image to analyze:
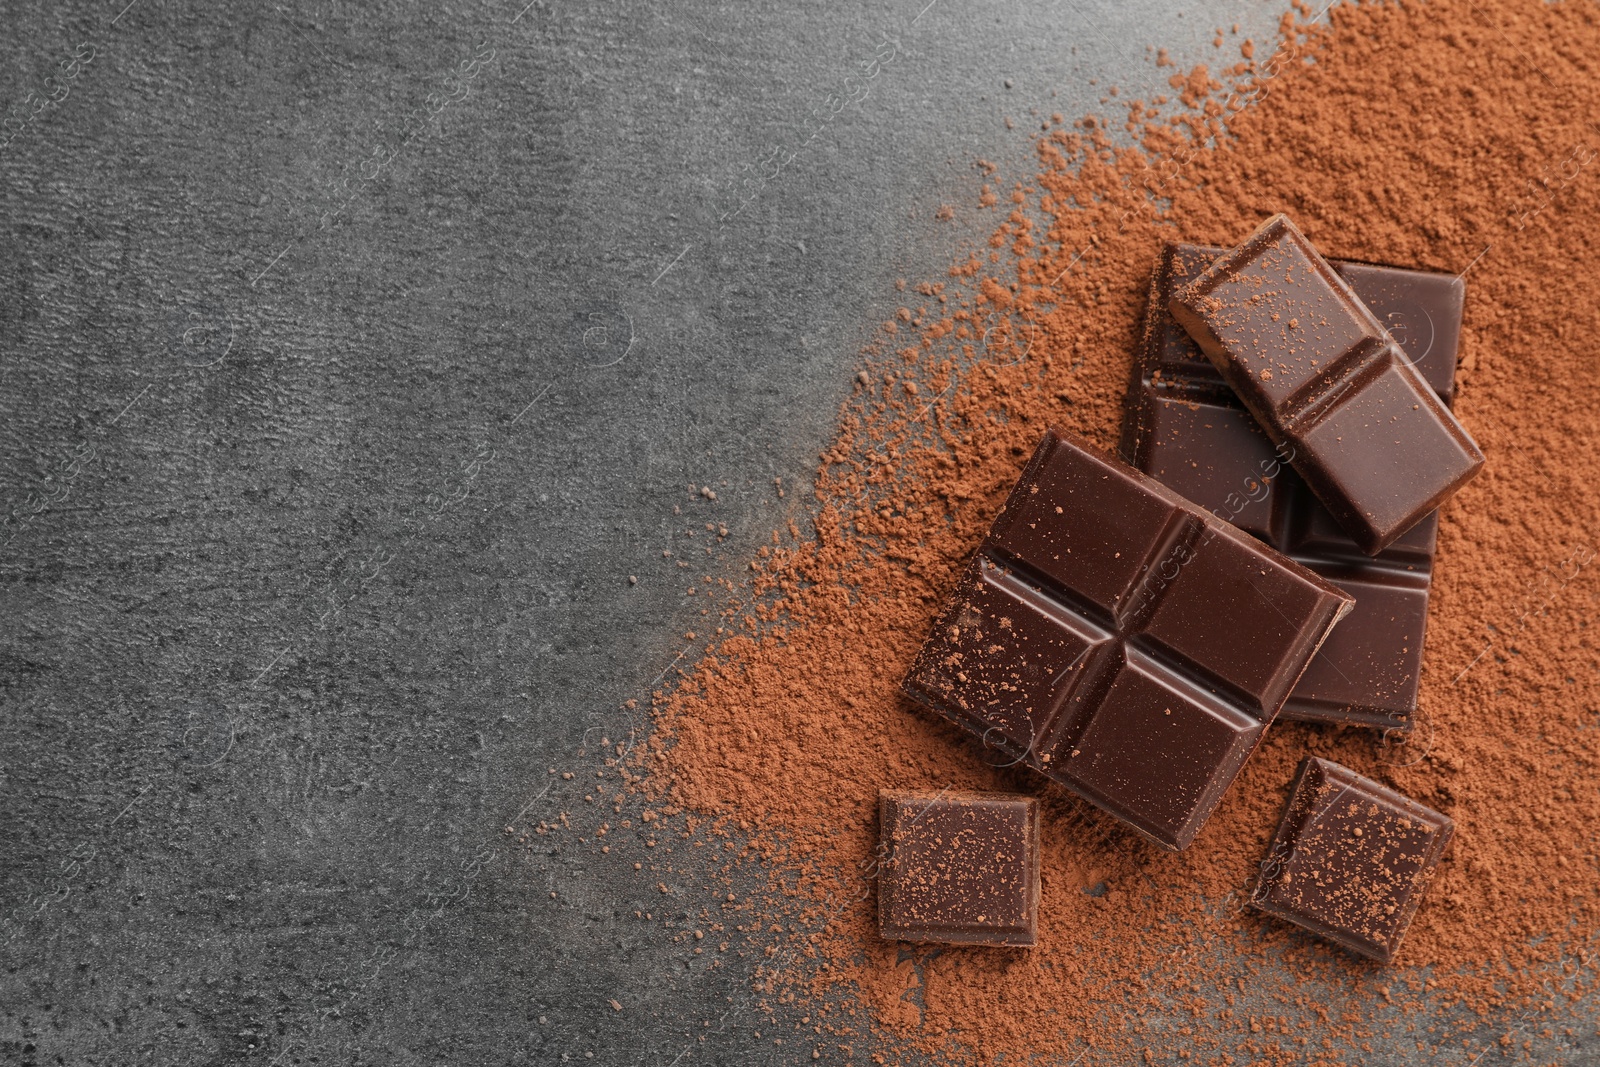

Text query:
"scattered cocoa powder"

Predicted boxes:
[[641, 1, 1600, 1062]]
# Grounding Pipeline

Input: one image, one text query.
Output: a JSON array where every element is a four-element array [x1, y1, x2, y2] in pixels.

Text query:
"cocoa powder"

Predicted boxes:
[[642, 1, 1600, 1062]]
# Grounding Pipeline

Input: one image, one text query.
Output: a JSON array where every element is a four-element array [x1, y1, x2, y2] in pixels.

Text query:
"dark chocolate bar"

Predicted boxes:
[[877, 790, 1040, 947], [1168, 214, 1483, 555], [1251, 757, 1453, 963], [1122, 242, 1464, 730], [902, 429, 1352, 851]]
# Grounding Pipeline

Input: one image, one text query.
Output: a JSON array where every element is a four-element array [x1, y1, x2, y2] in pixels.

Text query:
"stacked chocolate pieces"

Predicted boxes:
[[889, 215, 1473, 961], [1121, 241, 1466, 729]]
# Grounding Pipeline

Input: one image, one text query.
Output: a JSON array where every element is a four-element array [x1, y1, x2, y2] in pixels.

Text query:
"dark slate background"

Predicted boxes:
[[3, 1, 1595, 1064]]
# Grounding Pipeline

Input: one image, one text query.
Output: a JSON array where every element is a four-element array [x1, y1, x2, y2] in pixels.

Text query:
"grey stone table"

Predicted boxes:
[[2, 0, 1592, 1063]]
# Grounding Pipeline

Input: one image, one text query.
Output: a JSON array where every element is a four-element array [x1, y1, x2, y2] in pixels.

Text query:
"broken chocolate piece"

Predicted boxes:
[[878, 790, 1040, 947], [1251, 756, 1453, 963], [1168, 214, 1483, 554], [902, 428, 1352, 851]]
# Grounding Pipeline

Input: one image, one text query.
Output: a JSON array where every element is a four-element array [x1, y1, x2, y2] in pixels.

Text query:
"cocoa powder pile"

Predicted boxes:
[[640, 0, 1600, 1061]]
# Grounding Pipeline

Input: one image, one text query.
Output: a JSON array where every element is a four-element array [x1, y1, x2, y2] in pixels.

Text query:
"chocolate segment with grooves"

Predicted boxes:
[[901, 429, 1352, 852], [877, 790, 1040, 947], [1250, 757, 1453, 963], [1168, 214, 1484, 555], [1122, 242, 1465, 730]]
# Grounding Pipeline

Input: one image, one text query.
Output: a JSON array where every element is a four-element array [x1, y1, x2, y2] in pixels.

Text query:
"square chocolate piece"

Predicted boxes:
[[1121, 242, 1461, 731], [878, 790, 1040, 947], [1168, 214, 1483, 555], [903, 429, 1352, 851], [1251, 757, 1453, 963]]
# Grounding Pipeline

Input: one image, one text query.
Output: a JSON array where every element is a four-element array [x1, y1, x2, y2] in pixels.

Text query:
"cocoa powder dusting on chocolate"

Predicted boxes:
[[639, 1, 1600, 1061]]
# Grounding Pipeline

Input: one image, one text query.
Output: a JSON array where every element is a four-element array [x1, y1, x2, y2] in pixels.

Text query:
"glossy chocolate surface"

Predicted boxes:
[[1123, 242, 1462, 730], [1168, 215, 1483, 555], [1251, 757, 1453, 963], [877, 790, 1040, 947], [902, 429, 1352, 851]]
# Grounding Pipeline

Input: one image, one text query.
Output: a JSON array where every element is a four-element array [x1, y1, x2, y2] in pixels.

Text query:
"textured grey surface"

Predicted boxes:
[[6, 1, 1594, 1064]]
